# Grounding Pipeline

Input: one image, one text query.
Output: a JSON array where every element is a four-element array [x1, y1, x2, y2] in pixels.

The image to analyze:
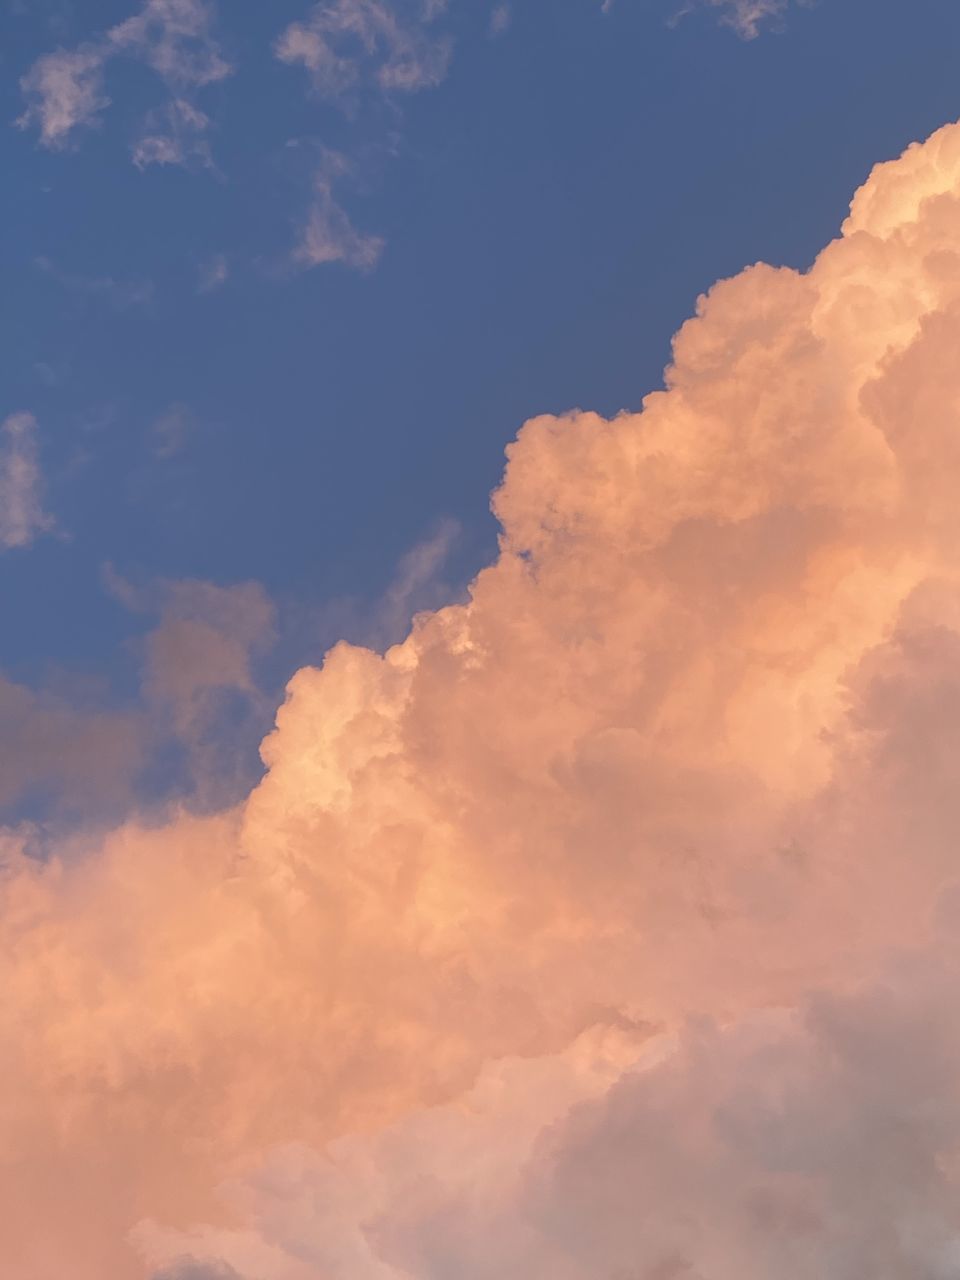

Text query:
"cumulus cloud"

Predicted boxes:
[[0, 413, 52, 550], [276, 0, 451, 100], [8, 120, 960, 1279], [18, 0, 230, 158]]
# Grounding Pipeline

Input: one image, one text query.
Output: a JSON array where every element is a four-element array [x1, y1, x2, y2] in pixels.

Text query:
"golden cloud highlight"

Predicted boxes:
[[6, 120, 960, 1278]]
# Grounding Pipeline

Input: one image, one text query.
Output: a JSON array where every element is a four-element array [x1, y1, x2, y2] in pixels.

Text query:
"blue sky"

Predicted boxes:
[[3, 0, 960, 825]]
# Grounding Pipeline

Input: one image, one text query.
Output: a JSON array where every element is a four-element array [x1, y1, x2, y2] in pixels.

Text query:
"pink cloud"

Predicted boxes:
[[7, 119, 960, 1279]]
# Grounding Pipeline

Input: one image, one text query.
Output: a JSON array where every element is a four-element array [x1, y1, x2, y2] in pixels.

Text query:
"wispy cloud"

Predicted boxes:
[[667, 0, 797, 38], [149, 403, 196, 459], [276, 0, 451, 100], [276, 3, 451, 274], [197, 252, 229, 293], [132, 97, 213, 170], [0, 413, 52, 551], [489, 3, 512, 37], [35, 255, 154, 309], [16, 44, 109, 148], [702, 0, 789, 37], [18, 0, 231, 160], [292, 149, 384, 271]]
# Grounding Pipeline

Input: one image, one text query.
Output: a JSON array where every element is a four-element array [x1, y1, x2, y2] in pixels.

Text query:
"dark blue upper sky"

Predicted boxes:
[[3, 0, 960, 821]]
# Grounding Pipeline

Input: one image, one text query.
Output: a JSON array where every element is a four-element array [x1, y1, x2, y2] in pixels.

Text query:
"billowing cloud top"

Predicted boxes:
[[7, 120, 960, 1278]]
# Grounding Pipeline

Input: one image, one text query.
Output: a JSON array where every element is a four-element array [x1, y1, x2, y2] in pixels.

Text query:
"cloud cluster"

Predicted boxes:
[[7, 120, 960, 1278], [18, 0, 230, 164], [276, 0, 451, 100]]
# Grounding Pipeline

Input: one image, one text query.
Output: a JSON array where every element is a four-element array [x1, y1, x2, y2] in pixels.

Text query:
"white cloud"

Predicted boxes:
[[0, 413, 52, 551]]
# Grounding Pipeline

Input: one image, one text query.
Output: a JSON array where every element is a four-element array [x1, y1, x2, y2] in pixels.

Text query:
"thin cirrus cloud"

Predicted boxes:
[[6, 119, 960, 1278], [0, 412, 52, 551], [17, 0, 230, 165]]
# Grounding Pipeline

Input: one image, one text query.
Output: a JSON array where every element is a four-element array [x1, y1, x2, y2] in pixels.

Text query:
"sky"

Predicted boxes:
[[4, 0, 960, 824], [7, 1, 960, 1278]]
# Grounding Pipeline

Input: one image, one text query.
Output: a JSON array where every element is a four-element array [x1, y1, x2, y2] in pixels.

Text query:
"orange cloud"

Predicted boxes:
[[8, 120, 960, 1278]]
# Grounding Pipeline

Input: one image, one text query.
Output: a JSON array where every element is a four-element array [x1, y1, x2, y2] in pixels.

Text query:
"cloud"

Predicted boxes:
[[152, 1262, 243, 1280], [197, 253, 229, 293], [0, 675, 144, 818], [35, 255, 154, 309], [275, 3, 451, 272], [132, 98, 213, 171], [108, 0, 231, 87], [16, 45, 109, 148], [150, 403, 196, 459], [129, 933, 960, 1280], [292, 149, 385, 271], [105, 569, 278, 808], [0, 569, 275, 826], [8, 119, 960, 1279], [0, 413, 52, 550], [489, 3, 512, 37], [276, 0, 451, 100], [18, 0, 230, 158], [668, 0, 801, 38], [706, 0, 789, 38]]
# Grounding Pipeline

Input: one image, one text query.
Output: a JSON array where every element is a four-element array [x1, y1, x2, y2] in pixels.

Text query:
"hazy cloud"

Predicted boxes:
[[35, 255, 154, 309], [0, 413, 52, 550], [197, 252, 229, 293]]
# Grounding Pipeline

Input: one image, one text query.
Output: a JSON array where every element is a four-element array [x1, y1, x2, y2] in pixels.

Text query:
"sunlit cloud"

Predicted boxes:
[[18, 0, 230, 159], [8, 119, 960, 1279], [292, 149, 385, 271], [276, 0, 451, 100]]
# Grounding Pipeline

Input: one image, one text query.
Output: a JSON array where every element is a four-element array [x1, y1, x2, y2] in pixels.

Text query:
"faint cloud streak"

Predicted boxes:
[[0, 413, 52, 551]]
